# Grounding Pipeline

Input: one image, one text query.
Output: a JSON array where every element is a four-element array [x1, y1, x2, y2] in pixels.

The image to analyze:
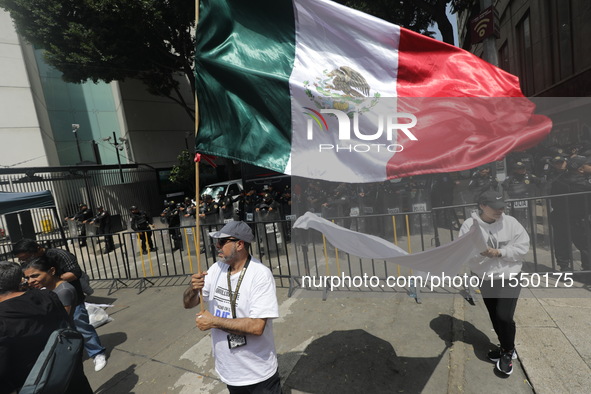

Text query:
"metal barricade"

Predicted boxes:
[[4, 192, 590, 296]]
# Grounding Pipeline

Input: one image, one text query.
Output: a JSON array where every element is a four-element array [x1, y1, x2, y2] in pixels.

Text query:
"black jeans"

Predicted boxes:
[[138, 231, 154, 251], [480, 280, 521, 351], [227, 370, 281, 394]]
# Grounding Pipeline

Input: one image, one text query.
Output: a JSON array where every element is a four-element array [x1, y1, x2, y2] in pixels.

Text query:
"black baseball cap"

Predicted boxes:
[[478, 191, 505, 210]]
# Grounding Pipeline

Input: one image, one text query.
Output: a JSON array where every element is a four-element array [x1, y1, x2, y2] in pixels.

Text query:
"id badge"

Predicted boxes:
[[227, 334, 247, 349]]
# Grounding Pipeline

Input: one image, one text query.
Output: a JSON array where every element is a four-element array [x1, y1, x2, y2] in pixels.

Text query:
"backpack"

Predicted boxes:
[[19, 328, 84, 394]]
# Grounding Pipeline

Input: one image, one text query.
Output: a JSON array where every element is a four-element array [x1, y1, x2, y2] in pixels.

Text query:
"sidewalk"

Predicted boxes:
[[82, 277, 591, 393]]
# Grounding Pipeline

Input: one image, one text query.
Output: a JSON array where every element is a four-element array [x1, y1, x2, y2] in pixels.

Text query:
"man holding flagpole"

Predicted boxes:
[[183, 221, 281, 393]]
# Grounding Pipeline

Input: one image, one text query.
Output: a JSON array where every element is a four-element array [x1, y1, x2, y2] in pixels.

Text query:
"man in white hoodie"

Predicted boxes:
[[459, 190, 530, 376]]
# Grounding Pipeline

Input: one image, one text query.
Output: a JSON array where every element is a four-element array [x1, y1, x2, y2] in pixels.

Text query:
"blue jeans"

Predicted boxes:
[[74, 303, 106, 358]]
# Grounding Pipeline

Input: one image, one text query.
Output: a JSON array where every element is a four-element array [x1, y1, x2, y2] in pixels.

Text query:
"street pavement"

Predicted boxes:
[[81, 274, 591, 394]]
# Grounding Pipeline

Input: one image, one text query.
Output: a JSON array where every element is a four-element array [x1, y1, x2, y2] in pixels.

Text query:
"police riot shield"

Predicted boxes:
[[85, 223, 99, 254], [408, 178, 433, 235], [180, 215, 195, 254], [509, 199, 531, 234], [255, 209, 283, 254], [67, 220, 79, 238]]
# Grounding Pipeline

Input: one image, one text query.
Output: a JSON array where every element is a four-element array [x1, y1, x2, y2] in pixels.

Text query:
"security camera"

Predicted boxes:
[[72, 124, 80, 130]]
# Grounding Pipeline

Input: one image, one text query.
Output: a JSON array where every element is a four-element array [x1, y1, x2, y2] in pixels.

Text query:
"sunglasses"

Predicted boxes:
[[216, 238, 240, 248]]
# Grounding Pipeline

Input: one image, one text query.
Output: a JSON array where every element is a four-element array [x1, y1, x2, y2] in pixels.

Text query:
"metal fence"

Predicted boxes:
[[2, 191, 589, 296]]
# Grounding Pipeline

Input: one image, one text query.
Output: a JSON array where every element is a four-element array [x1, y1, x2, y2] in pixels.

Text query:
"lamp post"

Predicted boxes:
[[102, 131, 126, 182], [72, 124, 83, 163]]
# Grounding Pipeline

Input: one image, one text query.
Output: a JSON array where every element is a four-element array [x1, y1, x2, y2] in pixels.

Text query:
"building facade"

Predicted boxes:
[[458, 0, 591, 149], [0, 9, 194, 170]]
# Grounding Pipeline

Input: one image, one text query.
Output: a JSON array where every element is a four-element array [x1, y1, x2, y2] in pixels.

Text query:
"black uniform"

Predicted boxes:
[[200, 197, 219, 225], [502, 170, 543, 231], [90, 208, 115, 253], [431, 173, 459, 230], [219, 193, 237, 221], [130, 208, 155, 254], [241, 189, 260, 222], [181, 198, 196, 218], [321, 183, 352, 229], [549, 168, 571, 270], [468, 168, 499, 202], [566, 172, 591, 270], [69, 204, 93, 247], [256, 194, 281, 221], [161, 202, 182, 251]]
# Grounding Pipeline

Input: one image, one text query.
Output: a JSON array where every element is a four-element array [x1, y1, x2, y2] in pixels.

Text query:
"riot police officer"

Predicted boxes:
[[161, 201, 182, 251], [199, 194, 219, 225], [65, 203, 93, 247], [502, 162, 543, 199], [548, 156, 571, 270], [180, 197, 196, 218], [130, 206, 156, 254], [219, 192, 237, 222], [468, 165, 499, 202], [88, 206, 115, 253], [502, 161, 543, 231], [256, 193, 281, 220], [565, 156, 591, 271], [240, 188, 259, 222]]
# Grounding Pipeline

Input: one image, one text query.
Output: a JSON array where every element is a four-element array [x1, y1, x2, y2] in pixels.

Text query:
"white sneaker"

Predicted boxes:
[[93, 353, 107, 371]]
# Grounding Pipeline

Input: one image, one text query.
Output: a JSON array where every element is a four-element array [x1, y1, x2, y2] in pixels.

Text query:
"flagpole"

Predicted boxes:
[[195, 0, 204, 313]]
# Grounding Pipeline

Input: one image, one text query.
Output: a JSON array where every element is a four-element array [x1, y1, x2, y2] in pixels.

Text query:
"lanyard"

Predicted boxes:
[[226, 256, 251, 319]]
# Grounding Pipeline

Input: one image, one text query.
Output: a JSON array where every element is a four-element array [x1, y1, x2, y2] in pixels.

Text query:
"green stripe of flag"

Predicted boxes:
[[195, 0, 295, 173]]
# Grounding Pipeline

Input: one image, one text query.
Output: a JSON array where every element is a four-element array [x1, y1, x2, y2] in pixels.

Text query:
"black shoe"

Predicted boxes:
[[103, 249, 113, 254], [488, 347, 516, 362], [142, 250, 148, 255], [496, 350, 514, 375], [150, 247, 158, 252]]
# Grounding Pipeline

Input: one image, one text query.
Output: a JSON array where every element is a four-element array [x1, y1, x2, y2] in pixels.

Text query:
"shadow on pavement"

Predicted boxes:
[[281, 329, 444, 394], [93, 364, 139, 394], [429, 313, 493, 362]]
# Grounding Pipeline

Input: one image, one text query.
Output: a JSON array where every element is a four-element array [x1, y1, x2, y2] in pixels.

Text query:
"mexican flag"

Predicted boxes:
[[195, 0, 552, 183]]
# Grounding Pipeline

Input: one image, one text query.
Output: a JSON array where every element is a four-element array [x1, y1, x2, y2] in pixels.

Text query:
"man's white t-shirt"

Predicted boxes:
[[202, 256, 279, 386]]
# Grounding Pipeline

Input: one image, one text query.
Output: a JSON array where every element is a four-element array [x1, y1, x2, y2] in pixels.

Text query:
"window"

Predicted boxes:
[[516, 12, 534, 95], [548, 0, 574, 82], [498, 41, 510, 73]]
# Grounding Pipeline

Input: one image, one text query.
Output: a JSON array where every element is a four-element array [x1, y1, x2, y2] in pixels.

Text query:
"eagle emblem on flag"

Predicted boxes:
[[303, 66, 380, 117]]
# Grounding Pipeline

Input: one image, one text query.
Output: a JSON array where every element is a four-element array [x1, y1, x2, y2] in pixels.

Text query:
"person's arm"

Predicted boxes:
[[196, 267, 278, 336], [56, 286, 75, 314], [61, 272, 78, 282], [498, 218, 530, 260], [50, 249, 83, 281], [183, 272, 207, 309], [196, 311, 267, 336]]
